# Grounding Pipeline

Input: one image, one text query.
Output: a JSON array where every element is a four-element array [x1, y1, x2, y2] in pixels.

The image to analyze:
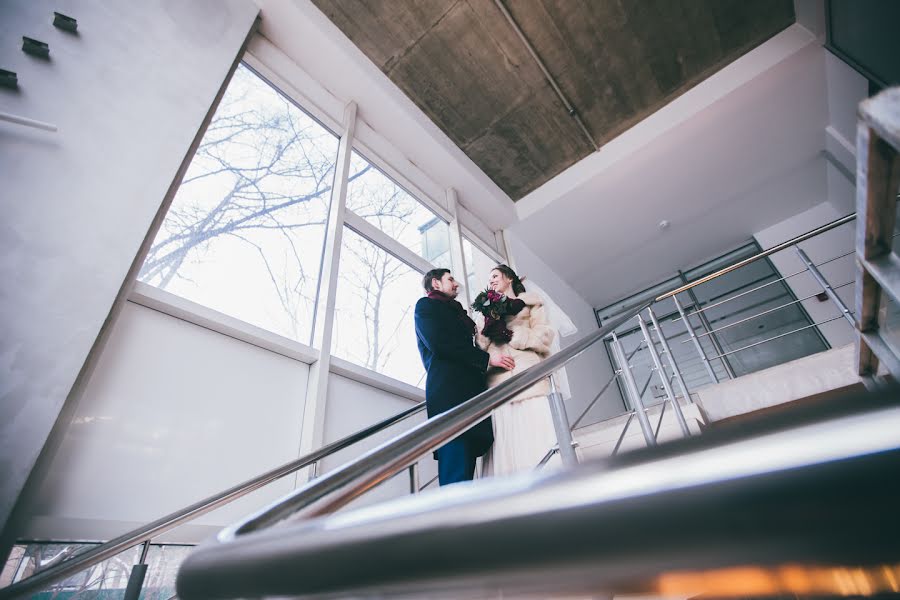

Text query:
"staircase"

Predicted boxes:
[[3, 87, 899, 600]]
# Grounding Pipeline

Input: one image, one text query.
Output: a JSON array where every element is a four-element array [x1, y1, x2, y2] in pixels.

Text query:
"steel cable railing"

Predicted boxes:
[[563, 213, 867, 473]]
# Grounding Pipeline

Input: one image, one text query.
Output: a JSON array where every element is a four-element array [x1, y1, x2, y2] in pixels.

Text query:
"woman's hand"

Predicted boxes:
[[489, 355, 515, 371]]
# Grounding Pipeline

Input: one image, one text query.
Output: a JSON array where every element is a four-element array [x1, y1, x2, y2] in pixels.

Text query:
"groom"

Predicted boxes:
[[414, 268, 514, 485]]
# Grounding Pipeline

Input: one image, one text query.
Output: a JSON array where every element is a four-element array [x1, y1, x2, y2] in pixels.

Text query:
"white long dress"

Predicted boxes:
[[476, 291, 561, 476]]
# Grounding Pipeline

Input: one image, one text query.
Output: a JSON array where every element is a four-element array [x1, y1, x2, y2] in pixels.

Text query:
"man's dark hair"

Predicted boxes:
[[423, 268, 451, 292]]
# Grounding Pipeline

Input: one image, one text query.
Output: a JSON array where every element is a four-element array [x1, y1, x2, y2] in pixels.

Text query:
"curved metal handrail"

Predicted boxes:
[[177, 388, 900, 600], [213, 301, 651, 538], [0, 401, 426, 600]]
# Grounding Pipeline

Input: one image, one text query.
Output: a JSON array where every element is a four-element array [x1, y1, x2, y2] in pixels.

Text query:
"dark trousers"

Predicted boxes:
[[436, 438, 477, 486]]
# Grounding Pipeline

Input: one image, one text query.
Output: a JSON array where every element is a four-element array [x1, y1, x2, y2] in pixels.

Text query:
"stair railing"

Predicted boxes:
[[0, 297, 650, 600], [546, 209, 887, 466], [177, 387, 900, 599], [0, 402, 426, 599]]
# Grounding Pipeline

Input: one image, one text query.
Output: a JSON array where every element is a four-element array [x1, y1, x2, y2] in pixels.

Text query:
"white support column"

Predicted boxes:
[[298, 101, 357, 482], [446, 188, 471, 310]]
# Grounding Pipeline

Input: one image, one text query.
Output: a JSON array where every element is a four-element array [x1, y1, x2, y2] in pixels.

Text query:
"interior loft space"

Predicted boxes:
[[2, 1, 900, 599]]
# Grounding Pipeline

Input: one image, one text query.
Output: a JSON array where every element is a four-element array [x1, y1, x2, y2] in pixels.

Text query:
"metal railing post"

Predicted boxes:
[[123, 540, 151, 600], [408, 463, 420, 495], [681, 278, 736, 380], [647, 307, 693, 405], [795, 246, 856, 326], [673, 295, 720, 384], [636, 314, 691, 438], [547, 374, 578, 466], [610, 334, 656, 446]]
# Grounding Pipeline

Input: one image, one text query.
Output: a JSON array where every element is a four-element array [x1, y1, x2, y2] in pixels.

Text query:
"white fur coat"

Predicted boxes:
[[475, 291, 556, 402]]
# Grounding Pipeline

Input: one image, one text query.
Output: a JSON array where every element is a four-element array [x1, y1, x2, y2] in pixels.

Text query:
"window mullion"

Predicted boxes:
[[446, 188, 471, 310], [300, 101, 357, 473], [344, 210, 434, 274], [461, 224, 505, 265]]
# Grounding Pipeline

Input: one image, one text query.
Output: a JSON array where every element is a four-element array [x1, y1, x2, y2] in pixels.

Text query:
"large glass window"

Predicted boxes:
[[346, 151, 451, 269], [599, 242, 829, 412], [462, 237, 499, 299], [139, 64, 339, 344], [331, 229, 426, 387]]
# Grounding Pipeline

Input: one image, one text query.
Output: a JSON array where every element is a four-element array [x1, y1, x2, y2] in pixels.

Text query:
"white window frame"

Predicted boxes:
[[127, 39, 515, 456]]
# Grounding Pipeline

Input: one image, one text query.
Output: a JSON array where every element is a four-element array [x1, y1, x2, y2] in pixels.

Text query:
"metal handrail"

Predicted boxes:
[[704, 314, 850, 361], [2, 301, 647, 600], [213, 301, 650, 538], [685, 281, 854, 341], [0, 401, 426, 599], [655, 213, 856, 301], [569, 341, 645, 431], [7, 208, 871, 599], [176, 389, 900, 599]]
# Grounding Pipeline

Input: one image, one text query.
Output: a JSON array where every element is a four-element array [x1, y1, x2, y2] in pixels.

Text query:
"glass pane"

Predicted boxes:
[[462, 237, 499, 300], [332, 228, 426, 387], [603, 241, 831, 400], [139, 64, 338, 344], [688, 256, 827, 376], [346, 152, 451, 269], [140, 545, 194, 600], [596, 276, 681, 326], [1, 543, 139, 599]]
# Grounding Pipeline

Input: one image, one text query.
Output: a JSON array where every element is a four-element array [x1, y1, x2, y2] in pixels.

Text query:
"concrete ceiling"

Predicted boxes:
[[509, 25, 834, 308], [309, 0, 794, 200]]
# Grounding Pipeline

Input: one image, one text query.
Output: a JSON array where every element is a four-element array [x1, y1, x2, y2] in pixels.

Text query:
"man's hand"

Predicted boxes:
[[489, 355, 515, 371]]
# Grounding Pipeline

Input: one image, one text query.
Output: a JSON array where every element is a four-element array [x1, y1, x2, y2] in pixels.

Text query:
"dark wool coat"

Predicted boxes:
[[414, 295, 493, 456]]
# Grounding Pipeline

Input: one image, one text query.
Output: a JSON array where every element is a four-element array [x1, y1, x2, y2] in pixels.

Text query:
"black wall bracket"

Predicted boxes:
[[53, 12, 77, 33], [0, 69, 18, 90], [22, 36, 50, 58]]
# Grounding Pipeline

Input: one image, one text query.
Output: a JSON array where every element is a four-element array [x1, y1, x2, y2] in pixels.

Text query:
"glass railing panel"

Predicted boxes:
[[0, 541, 195, 600], [140, 544, 193, 600], [1, 542, 139, 600]]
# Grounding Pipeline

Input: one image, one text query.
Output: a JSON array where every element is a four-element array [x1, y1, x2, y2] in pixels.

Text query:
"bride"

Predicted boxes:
[[474, 264, 562, 476]]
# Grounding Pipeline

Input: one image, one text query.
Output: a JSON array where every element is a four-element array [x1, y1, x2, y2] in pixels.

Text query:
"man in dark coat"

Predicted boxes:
[[414, 268, 515, 485]]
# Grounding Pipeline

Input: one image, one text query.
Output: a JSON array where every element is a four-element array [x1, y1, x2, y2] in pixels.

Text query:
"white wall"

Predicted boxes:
[[23, 302, 308, 544], [21, 304, 437, 542], [0, 1, 259, 535], [751, 47, 867, 351], [826, 51, 868, 147], [505, 233, 625, 429], [754, 201, 856, 349], [320, 374, 434, 509]]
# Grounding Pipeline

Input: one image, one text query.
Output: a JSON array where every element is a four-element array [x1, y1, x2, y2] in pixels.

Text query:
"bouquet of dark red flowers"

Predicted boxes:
[[471, 288, 525, 344]]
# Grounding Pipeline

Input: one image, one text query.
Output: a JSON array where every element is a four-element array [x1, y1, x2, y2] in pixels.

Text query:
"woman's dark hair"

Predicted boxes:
[[423, 268, 451, 292], [493, 264, 526, 295]]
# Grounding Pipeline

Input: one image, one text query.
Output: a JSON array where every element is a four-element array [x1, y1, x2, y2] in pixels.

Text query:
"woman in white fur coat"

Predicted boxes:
[[475, 264, 559, 476]]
